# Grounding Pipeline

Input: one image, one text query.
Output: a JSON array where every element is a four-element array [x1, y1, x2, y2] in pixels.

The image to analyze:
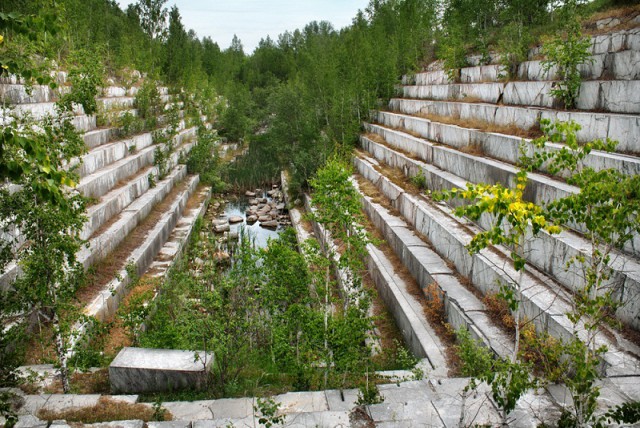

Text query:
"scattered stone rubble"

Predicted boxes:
[[211, 184, 291, 233]]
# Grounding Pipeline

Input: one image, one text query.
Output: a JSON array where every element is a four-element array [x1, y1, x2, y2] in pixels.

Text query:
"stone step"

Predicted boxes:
[[98, 96, 135, 111], [388, 98, 640, 154], [351, 175, 516, 359], [77, 133, 154, 178], [81, 160, 184, 241], [415, 27, 640, 75], [9, 374, 640, 427], [359, 133, 640, 333], [77, 125, 194, 179], [366, 242, 449, 376], [77, 127, 196, 199], [77, 178, 206, 328], [519, 50, 640, 82], [0, 83, 70, 104], [80, 124, 196, 242], [0, 119, 183, 289], [402, 81, 505, 104], [368, 379, 505, 427], [72, 114, 97, 132], [365, 119, 640, 259], [0, 81, 150, 106], [0, 78, 158, 103], [374, 111, 640, 175], [3, 100, 85, 120], [0, 70, 67, 86], [77, 144, 155, 200], [144, 186, 211, 279], [0, 126, 196, 290], [0, 162, 182, 290], [77, 166, 192, 271], [402, 80, 640, 114], [354, 151, 640, 373], [410, 49, 640, 87], [1, 104, 96, 133], [102, 86, 139, 98], [17, 394, 138, 416], [83, 127, 118, 149]]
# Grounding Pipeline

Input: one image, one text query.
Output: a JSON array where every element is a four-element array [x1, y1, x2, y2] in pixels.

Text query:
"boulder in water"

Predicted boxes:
[[260, 220, 278, 228], [245, 190, 256, 197], [212, 220, 230, 232], [229, 216, 244, 224]]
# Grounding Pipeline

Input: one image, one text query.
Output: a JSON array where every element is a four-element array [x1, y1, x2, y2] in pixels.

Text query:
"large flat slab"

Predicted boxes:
[[109, 347, 213, 394]]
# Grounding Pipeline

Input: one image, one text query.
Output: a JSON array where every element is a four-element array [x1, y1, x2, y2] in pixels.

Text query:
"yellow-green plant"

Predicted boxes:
[[435, 168, 560, 424], [525, 119, 640, 426]]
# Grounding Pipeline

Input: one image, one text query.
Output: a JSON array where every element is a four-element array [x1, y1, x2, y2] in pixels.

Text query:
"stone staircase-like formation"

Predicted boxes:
[[350, 21, 640, 420], [0, 71, 212, 340], [4, 21, 640, 428]]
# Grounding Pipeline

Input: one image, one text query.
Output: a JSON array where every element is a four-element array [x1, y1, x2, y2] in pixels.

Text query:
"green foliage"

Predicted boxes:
[[562, 337, 605, 426], [309, 157, 370, 308], [0, 108, 87, 392], [498, 22, 533, 79], [68, 317, 110, 371], [434, 169, 561, 271], [116, 111, 145, 138], [59, 49, 105, 115], [0, 13, 80, 208], [151, 400, 167, 421], [438, 30, 468, 79], [0, 390, 19, 428], [153, 145, 169, 179], [524, 119, 639, 426], [456, 327, 536, 421], [134, 0, 168, 40], [604, 401, 640, 425], [0, 10, 59, 88], [217, 81, 254, 142], [187, 126, 226, 192], [134, 79, 162, 129], [435, 152, 559, 423], [484, 357, 536, 416], [138, 221, 385, 397], [455, 328, 493, 378], [410, 171, 428, 191], [541, 1, 592, 109], [254, 397, 285, 427], [356, 374, 383, 406]]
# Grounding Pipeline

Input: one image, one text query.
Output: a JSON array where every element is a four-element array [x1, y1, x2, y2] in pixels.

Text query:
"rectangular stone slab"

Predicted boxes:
[[109, 347, 213, 394]]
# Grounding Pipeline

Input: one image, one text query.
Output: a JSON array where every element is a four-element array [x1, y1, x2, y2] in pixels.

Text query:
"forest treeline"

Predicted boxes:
[[1, 0, 633, 191]]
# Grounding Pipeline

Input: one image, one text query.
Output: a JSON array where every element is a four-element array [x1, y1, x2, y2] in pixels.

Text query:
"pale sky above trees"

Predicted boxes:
[[116, 0, 370, 52]]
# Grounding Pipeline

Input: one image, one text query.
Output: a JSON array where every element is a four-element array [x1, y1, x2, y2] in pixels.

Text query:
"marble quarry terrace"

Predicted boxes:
[[1, 12, 640, 428]]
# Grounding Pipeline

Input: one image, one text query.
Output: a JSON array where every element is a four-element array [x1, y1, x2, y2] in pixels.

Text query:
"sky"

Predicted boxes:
[[115, 0, 371, 53]]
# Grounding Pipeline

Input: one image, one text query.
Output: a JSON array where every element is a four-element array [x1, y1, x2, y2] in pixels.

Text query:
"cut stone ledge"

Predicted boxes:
[[109, 347, 213, 394]]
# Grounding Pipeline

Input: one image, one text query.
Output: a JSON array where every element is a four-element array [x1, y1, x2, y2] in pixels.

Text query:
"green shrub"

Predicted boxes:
[[541, 2, 592, 109], [59, 49, 105, 115]]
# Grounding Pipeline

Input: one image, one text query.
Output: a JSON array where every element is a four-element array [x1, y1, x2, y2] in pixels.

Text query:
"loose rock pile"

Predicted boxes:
[[244, 184, 290, 229], [209, 184, 291, 234]]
